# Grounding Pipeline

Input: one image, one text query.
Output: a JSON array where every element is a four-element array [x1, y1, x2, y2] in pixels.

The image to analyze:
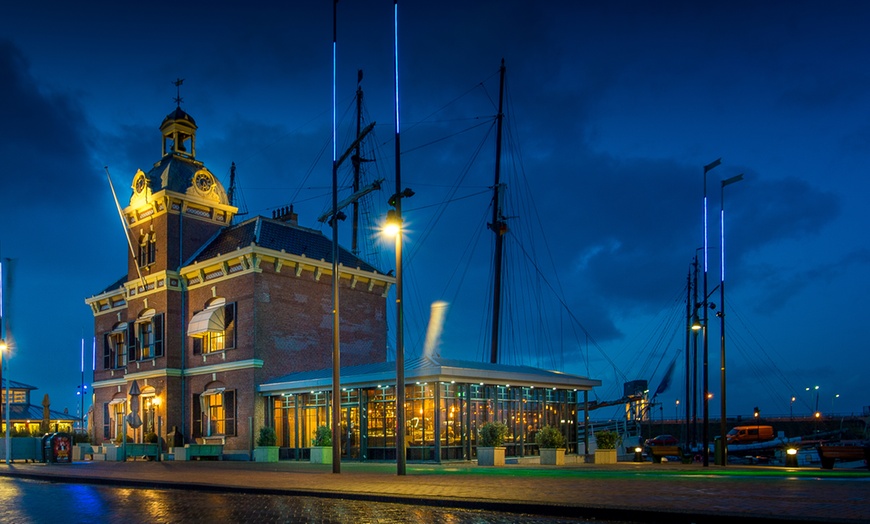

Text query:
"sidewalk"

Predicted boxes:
[[2, 459, 868, 523]]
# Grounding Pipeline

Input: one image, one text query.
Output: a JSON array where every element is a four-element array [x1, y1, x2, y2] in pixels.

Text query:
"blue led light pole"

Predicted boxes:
[[717, 172, 743, 466], [701, 157, 720, 467]]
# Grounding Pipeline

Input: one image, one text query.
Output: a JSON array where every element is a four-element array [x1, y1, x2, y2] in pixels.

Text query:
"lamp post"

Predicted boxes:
[[806, 385, 819, 415], [384, 210, 405, 475], [717, 172, 743, 466], [701, 157, 720, 467], [831, 394, 839, 414], [790, 396, 796, 420]]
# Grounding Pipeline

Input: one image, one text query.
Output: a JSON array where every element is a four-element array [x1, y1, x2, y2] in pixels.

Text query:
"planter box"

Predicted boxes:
[[477, 446, 506, 466], [540, 448, 565, 465], [310, 446, 333, 464], [594, 449, 617, 464], [73, 444, 95, 461], [253, 446, 279, 462]]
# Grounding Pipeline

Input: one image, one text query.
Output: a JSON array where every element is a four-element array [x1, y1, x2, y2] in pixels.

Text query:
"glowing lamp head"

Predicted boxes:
[[383, 209, 401, 236], [786, 448, 798, 456], [634, 447, 642, 453], [153, 396, 162, 407]]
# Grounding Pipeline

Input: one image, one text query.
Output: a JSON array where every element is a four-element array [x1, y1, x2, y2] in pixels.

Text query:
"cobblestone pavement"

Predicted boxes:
[[0, 477, 624, 524], [1, 460, 868, 523]]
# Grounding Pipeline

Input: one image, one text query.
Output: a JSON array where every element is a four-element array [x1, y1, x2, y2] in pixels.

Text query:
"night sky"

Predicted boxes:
[[1, 2, 868, 424]]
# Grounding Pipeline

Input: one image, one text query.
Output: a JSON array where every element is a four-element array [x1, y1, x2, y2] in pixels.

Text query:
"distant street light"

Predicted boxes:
[[831, 394, 840, 414], [790, 396, 796, 419]]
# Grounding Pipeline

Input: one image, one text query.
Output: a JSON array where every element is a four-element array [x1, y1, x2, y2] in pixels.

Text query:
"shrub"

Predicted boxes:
[[535, 425, 566, 449], [478, 421, 508, 447], [594, 430, 622, 450], [257, 426, 278, 447], [312, 425, 332, 447], [144, 432, 159, 444]]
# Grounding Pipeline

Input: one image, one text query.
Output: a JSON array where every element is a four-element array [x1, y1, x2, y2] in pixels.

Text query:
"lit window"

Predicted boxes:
[[130, 311, 164, 361], [194, 389, 236, 437], [190, 301, 236, 354], [138, 233, 156, 268]]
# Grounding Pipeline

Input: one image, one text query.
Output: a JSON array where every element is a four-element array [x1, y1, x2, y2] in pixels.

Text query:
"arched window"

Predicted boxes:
[[138, 232, 156, 268], [129, 308, 164, 361], [193, 382, 236, 438]]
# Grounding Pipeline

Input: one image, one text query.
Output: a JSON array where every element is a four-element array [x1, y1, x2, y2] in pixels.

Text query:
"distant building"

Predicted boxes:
[[1, 378, 79, 434], [85, 104, 600, 461]]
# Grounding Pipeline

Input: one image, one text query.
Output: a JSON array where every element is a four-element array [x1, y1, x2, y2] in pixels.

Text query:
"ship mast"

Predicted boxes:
[[489, 59, 506, 364]]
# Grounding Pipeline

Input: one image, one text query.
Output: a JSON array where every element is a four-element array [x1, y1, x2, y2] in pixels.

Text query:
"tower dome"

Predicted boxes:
[[160, 106, 198, 159]]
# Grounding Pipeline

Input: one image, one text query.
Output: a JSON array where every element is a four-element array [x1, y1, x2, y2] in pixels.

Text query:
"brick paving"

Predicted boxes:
[[1, 459, 868, 523]]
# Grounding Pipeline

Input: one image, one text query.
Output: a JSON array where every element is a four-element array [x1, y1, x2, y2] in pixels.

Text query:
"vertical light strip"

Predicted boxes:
[[720, 208, 726, 282], [394, 1, 400, 134], [703, 195, 708, 273], [81, 337, 84, 373]]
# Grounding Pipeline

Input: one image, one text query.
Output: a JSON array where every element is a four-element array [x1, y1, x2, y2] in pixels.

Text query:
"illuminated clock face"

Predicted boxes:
[[195, 172, 213, 192], [135, 175, 146, 193]]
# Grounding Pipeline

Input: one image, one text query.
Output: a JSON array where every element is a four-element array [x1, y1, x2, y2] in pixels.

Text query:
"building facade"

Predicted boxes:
[[85, 105, 392, 453], [1, 378, 79, 435]]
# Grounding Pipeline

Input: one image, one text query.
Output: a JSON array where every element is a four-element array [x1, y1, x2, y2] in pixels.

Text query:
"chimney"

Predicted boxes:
[[272, 205, 298, 225]]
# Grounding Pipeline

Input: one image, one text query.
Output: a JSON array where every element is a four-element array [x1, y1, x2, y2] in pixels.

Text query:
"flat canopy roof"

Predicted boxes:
[[258, 355, 601, 395]]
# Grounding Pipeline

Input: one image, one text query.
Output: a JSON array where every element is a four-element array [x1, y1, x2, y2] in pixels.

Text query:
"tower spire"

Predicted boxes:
[[173, 78, 185, 107]]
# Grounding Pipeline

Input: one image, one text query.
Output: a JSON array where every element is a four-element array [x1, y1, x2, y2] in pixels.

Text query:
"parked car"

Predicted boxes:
[[726, 425, 775, 444], [645, 434, 679, 447]]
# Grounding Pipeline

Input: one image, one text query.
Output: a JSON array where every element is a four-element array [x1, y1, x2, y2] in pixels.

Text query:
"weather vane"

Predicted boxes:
[[173, 78, 185, 107]]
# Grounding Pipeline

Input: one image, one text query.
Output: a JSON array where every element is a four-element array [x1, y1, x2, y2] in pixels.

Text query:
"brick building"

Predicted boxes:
[[85, 105, 392, 454]]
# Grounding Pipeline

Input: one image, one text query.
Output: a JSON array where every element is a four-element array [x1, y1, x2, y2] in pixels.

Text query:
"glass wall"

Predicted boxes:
[[268, 382, 582, 462]]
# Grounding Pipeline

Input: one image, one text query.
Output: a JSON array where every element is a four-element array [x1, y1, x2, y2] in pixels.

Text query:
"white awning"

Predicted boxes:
[[108, 398, 126, 406], [201, 387, 225, 397], [188, 306, 224, 337], [110, 322, 128, 334]]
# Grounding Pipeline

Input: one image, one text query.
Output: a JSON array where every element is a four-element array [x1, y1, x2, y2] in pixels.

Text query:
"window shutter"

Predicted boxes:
[[103, 333, 112, 370], [192, 393, 202, 438], [127, 322, 137, 362], [103, 403, 111, 439], [153, 313, 164, 357], [192, 337, 202, 355], [225, 390, 236, 436], [225, 303, 236, 349]]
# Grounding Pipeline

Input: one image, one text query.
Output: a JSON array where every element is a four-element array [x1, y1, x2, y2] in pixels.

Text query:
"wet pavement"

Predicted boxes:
[[0, 477, 615, 524], [1, 459, 868, 523]]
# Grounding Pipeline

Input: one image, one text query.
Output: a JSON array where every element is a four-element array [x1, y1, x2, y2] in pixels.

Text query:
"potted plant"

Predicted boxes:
[[309, 425, 333, 464], [594, 430, 622, 464], [476, 421, 508, 466], [535, 425, 566, 465], [253, 426, 279, 462]]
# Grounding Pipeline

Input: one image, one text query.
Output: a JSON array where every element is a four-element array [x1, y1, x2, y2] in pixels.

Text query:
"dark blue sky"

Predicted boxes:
[[1, 1, 868, 422]]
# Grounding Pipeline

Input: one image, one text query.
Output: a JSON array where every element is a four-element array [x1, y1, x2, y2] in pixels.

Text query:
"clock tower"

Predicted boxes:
[[124, 105, 237, 280]]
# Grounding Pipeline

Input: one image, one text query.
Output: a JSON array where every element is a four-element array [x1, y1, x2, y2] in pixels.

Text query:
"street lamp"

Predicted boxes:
[[701, 157, 720, 467], [831, 394, 839, 414], [384, 207, 407, 476], [717, 172, 743, 466], [790, 396, 796, 419], [806, 385, 820, 415]]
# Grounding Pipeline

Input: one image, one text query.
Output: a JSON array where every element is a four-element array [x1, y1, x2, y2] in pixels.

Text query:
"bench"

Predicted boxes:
[[650, 445, 683, 463], [174, 443, 223, 461], [817, 444, 870, 470], [124, 443, 161, 461]]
